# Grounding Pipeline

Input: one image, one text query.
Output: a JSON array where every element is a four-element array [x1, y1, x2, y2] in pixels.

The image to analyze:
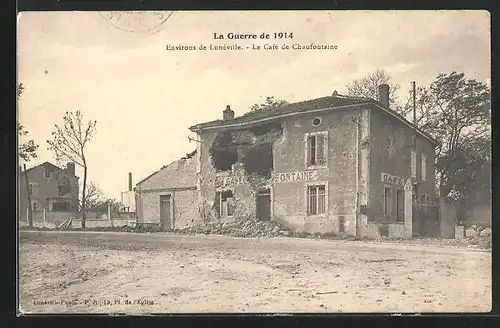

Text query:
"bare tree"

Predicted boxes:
[[83, 181, 105, 210], [18, 83, 39, 162], [18, 82, 37, 228], [47, 111, 97, 228], [345, 69, 404, 114]]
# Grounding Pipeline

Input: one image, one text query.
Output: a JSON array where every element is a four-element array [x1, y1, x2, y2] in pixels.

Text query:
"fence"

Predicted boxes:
[[21, 209, 137, 229]]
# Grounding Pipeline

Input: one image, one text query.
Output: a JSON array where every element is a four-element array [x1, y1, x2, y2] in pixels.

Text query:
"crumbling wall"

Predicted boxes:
[[198, 122, 284, 222]]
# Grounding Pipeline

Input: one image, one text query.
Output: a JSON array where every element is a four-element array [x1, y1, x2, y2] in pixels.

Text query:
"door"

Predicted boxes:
[[160, 195, 172, 230], [256, 189, 271, 221]]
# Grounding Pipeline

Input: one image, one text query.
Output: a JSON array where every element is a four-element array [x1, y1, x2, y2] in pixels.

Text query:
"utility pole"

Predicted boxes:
[[23, 164, 33, 228], [412, 81, 416, 126]]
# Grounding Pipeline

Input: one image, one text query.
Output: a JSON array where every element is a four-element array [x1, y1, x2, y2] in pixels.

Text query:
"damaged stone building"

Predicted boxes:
[[189, 85, 438, 238], [135, 151, 198, 230]]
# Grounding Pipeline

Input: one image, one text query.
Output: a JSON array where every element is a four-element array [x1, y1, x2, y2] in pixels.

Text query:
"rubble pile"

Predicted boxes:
[[86, 225, 136, 233], [464, 225, 491, 238], [135, 224, 162, 233], [175, 218, 293, 238]]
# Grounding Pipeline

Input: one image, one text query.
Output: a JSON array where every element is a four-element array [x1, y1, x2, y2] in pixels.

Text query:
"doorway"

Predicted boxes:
[[160, 195, 172, 230], [256, 189, 271, 221]]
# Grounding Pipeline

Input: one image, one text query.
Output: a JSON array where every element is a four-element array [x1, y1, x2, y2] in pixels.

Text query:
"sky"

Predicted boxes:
[[17, 10, 491, 200]]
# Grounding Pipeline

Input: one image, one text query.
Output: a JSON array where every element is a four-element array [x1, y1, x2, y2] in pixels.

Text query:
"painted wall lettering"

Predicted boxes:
[[272, 170, 318, 183], [215, 175, 247, 188], [381, 172, 406, 187]]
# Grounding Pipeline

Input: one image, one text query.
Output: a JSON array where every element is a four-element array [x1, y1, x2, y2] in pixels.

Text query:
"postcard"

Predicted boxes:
[[17, 10, 491, 314]]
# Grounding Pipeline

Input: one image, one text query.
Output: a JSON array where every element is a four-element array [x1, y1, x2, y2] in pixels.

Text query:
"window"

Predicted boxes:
[[312, 117, 322, 127], [52, 201, 70, 211], [387, 136, 395, 156], [32, 201, 37, 211], [215, 190, 234, 218], [44, 167, 51, 178], [383, 187, 391, 216], [410, 150, 417, 179], [396, 189, 404, 222], [421, 153, 427, 181], [307, 185, 326, 215], [306, 132, 327, 167], [28, 183, 38, 197]]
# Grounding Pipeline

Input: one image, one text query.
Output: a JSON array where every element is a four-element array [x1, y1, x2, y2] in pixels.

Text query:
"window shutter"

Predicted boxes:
[[316, 135, 326, 165], [309, 136, 316, 165], [421, 154, 427, 181], [411, 150, 417, 178]]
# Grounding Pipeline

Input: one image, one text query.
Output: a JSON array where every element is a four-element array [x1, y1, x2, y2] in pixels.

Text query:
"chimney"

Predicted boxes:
[[128, 172, 132, 191], [378, 84, 390, 109], [223, 105, 234, 121], [66, 162, 75, 176]]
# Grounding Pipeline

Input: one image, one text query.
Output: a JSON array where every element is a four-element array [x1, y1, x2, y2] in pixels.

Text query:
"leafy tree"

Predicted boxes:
[[413, 72, 491, 200], [345, 70, 491, 205], [17, 83, 39, 162], [47, 111, 97, 228], [250, 96, 289, 112], [444, 136, 490, 204], [345, 69, 403, 113]]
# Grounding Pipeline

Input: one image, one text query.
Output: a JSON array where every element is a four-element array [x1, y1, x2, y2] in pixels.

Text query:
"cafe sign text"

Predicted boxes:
[[381, 172, 406, 187], [215, 175, 247, 188]]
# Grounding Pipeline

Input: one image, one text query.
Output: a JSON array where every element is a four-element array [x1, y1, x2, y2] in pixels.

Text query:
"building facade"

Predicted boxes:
[[121, 173, 136, 213], [189, 85, 437, 238], [19, 162, 79, 219], [135, 152, 199, 230]]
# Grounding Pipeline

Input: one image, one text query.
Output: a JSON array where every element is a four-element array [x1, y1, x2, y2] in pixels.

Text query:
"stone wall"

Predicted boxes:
[[135, 189, 198, 228], [135, 155, 198, 229], [366, 222, 406, 239]]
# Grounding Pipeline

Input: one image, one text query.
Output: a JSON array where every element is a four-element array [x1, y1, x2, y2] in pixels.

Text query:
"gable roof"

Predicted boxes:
[[136, 151, 197, 189], [189, 96, 366, 130], [22, 161, 77, 177], [189, 94, 438, 145]]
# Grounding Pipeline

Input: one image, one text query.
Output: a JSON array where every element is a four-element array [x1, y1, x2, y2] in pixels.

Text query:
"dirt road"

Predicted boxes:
[[19, 231, 491, 314]]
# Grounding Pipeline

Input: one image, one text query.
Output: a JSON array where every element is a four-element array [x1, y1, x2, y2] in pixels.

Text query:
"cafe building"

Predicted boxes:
[[189, 85, 437, 238]]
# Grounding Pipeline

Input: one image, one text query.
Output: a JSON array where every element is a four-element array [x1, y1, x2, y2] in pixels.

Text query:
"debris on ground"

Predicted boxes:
[[18, 219, 492, 250], [174, 218, 293, 238]]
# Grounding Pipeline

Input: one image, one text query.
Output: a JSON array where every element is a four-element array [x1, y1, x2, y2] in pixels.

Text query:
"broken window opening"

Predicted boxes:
[[210, 148, 238, 171], [215, 190, 234, 218], [210, 131, 238, 171], [242, 142, 273, 178], [211, 123, 282, 175]]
